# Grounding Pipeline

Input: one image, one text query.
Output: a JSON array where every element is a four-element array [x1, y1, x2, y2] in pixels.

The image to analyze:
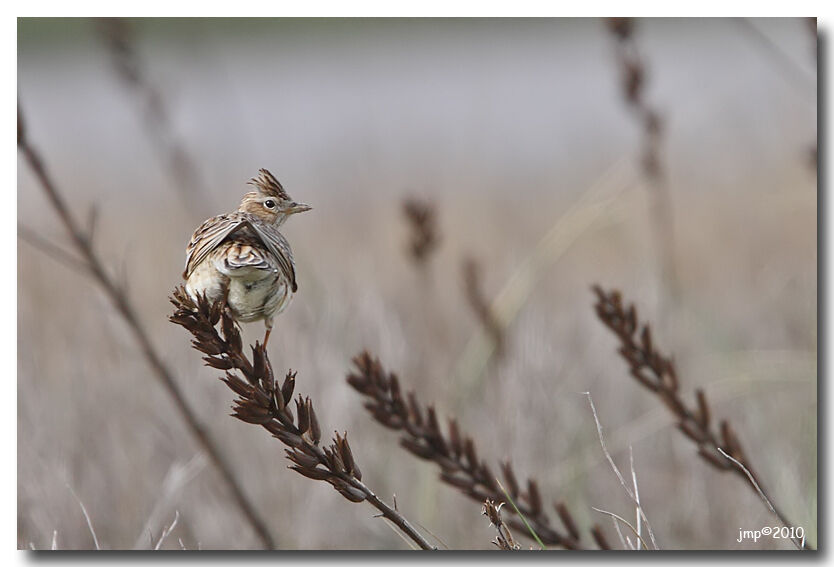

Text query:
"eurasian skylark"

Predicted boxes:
[[183, 169, 311, 346]]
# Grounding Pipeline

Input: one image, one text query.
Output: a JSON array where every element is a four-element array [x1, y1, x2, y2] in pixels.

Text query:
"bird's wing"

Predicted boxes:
[[248, 220, 297, 292], [183, 213, 247, 278], [216, 241, 272, 275]]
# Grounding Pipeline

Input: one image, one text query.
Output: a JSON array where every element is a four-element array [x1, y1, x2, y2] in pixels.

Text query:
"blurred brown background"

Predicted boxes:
[[18, 17, 816, 550]]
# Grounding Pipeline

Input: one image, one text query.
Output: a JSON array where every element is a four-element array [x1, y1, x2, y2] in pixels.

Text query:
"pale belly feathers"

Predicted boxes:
[[185, 256, 292, 323]]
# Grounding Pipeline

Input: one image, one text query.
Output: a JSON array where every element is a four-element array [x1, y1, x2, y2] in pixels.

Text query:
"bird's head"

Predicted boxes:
[[239, 168, 312, 227]]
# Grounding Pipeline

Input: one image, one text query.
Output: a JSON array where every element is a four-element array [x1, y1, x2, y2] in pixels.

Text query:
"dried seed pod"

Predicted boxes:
[[296, 395, 310, 434], [695, 389, 710, 428], [591, 524, 611, 550], [233, 407, 272, 425], [407, 391, 423, 427], [463, 438, 478, 471], [388, 374, 401, 401], [251, 345, 266, 381], [525, 479, 542, 518], [193, 339, 225, 356], [448, 419, 462, 458], [677, 419, 708, 444], [252, 387, 271, 409], [289, 465, 332, 482], [285, 449, 320, 470], [222, 373, 253, 397], [440, 471, 476, 491], [640, 325, 653, 353], [483, 499, 502, 525], [204, 355, 234, 370], [479, 463, 498, 493], [400, 437, 436, 460], [277, 371, 294, 404], [555, 502, 580, 542], [336, 433, 357, 477], [308, 401, 321, 445], [334, 483, 367, 503], [326, 444, 346, 474]]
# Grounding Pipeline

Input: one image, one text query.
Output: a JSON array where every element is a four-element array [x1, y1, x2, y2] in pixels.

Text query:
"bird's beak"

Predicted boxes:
[[287, 202, 312, 214]]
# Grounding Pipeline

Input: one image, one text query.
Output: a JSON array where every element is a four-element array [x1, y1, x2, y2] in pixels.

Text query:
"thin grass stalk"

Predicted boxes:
[[583, 392, 658, 549]]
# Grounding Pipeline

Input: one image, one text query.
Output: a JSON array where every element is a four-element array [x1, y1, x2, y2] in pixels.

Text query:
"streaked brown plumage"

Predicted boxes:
[[183, 169, 311, 345]]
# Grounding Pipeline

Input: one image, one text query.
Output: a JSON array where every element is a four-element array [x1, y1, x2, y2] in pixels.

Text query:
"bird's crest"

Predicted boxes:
[[248, 168, 291, 200]]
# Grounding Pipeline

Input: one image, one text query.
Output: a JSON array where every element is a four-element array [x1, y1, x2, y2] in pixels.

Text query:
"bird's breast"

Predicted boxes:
[[227, 272, 291, 322]]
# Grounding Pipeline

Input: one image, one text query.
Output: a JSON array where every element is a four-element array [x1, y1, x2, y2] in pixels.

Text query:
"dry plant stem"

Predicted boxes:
[[95, 18, 207, 214], [347, 352, 609, 550], [17, 109, 277, 550], [463, 258, 504, 358], [132, 454, 206, 550], [592, 285, 810, 550], [591, 508, 649, 550], [717, 448, 804, 550], [169, 290, 435, 551], [153, 511, 180, 550], [482, 500, 520, 550], [606, 18, 680, 314], [583, 392, 658, 549], [628, 446, 643, 545], [68, 485, 100, 550]]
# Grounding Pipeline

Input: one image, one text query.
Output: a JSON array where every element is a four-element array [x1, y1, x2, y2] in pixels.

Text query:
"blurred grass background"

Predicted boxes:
[[18, 17, 816, 549]]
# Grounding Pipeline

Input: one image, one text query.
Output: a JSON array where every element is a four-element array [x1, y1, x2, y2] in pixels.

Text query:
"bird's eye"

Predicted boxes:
[[264, 199, 276, 209]]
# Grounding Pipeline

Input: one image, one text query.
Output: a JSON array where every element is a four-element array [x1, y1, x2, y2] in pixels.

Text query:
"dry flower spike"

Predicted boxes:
[[169, 288, 436, 550], [347, 351, 609, 550], [591, 285, 810, 550]]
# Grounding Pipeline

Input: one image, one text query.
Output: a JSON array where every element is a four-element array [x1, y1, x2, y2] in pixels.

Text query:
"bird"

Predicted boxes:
[[183, 169, 311, 346]]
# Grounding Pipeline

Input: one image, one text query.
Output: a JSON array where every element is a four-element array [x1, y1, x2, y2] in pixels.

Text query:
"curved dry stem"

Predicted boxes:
[[592, 285, 812, 550], [169, 289, 436, 550], [591, 508, 650, 551], [18, 105, 276, 550], [583, 392, 658, 549], [347, 352, 608, 550]]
